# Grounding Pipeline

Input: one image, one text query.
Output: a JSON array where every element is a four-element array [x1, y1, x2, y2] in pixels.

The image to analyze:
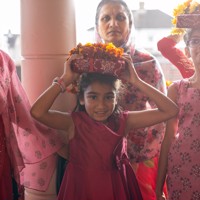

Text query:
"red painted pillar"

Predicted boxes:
[[20, 0, 76, 111]]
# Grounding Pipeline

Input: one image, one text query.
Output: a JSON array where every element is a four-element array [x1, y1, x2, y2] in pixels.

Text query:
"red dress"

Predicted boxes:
[[57, 112, 143, 200]]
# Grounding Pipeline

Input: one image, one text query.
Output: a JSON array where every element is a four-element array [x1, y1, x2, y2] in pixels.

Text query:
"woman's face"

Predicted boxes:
[[97, 2, 130, 47], [187, 29, 200, 66]]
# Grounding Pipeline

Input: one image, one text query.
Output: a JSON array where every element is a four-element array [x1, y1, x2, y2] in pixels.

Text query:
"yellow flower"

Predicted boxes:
[[171, 27, 186, 35], [166, 80, 173, 87], [171, 18, 177, 25], [189, 1, 200, 12], [171, 0, 199, 35], [69, 42, 124, 60], [184, 0, 193, 9], [144, 160, 155, 168]]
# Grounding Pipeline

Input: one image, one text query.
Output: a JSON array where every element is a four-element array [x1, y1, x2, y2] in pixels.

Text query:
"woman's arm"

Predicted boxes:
[[156, 84, 179, 200], [157, 36, 194, 78], [122, 55, 178, 131]]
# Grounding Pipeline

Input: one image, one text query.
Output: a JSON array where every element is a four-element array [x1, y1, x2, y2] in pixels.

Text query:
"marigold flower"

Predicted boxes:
[[171, 27, 186, 35], [166, 80, 173, 88], [69, 42, 124, 61], [171, 0, 200, 35]]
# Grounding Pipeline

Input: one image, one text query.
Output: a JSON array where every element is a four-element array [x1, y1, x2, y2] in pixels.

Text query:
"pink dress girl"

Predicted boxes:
[[167, 79, 200, 199]]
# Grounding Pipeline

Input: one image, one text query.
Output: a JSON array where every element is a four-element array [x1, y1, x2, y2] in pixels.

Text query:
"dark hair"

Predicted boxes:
[[95, 0, 133, 28], [184, 28, 200, 46], [75, 72, 123, 115]]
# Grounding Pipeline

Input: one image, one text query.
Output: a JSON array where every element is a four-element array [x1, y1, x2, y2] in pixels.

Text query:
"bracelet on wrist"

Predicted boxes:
[[52, 77, 66, 93]]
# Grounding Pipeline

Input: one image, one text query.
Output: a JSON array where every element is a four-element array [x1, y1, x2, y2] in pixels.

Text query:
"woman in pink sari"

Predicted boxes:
[[0, 49, 64, 200]]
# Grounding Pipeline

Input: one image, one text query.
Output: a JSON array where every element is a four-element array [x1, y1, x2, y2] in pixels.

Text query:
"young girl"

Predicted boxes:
[[156, 27, 200, 200], [157, 0, 199, 79], [30, 54, 178, 200]]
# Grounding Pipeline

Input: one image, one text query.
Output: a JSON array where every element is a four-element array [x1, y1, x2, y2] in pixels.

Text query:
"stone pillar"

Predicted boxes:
[[20, 0, 76, 111]]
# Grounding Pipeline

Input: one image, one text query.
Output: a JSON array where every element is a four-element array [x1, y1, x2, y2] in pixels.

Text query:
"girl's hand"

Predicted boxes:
[[121, 53, 140, 84], [167, 33, 184, 43], [61, 54, 81, 84]]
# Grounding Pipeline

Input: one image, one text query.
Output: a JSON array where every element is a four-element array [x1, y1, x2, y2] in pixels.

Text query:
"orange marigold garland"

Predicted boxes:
[[66, 43, 125, 93], [171, 0, 200, 35], [69, 42, 124, 60]]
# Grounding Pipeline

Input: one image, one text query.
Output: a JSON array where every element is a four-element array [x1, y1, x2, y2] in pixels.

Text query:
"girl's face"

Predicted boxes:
[[97, 2, 130, 47], [80, 81, 117, 123], [187, 29, 200, 66]]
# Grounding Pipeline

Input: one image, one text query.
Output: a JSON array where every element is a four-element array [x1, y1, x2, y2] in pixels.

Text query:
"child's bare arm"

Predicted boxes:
[[30, 55, 80, 133], [122, 55, 178, 132]]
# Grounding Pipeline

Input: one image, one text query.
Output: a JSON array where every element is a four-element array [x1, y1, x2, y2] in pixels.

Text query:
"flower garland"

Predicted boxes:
[[171, 0, 200, 35], [66, 42, 124, 93], [69, 42, 124, 61]]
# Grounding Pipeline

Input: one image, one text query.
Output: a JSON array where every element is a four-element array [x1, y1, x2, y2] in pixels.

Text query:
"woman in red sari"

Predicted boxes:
[[94, 0, 167, 199]]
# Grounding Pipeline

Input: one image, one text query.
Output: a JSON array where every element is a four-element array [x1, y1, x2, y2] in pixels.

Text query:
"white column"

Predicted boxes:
[[20, 0, 77, 110]]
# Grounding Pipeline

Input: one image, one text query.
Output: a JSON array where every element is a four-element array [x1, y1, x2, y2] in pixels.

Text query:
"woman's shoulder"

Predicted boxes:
[[132, 49, 161, 70], [172, 79, 189, 86], [169, 79, 190, 94], [133, 49, 154, 62]]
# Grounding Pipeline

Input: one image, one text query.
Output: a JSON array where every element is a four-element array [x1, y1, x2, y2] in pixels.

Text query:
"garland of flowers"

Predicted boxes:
[[69, 42, 124, 61], [66, 42, 124, 93], [171, 0, 200, 35]]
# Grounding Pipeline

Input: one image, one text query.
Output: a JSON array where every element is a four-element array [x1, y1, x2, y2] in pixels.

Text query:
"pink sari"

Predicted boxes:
[[0, 50, 64, 195]]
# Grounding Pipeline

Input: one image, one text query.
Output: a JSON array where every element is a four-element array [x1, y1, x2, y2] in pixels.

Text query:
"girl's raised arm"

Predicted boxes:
[[30, 55, 79, 132], [122, 55, 178, 132]]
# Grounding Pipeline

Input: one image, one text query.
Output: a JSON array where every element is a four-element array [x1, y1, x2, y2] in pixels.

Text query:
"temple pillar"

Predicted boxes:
[[20, 0, 76, 110]]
